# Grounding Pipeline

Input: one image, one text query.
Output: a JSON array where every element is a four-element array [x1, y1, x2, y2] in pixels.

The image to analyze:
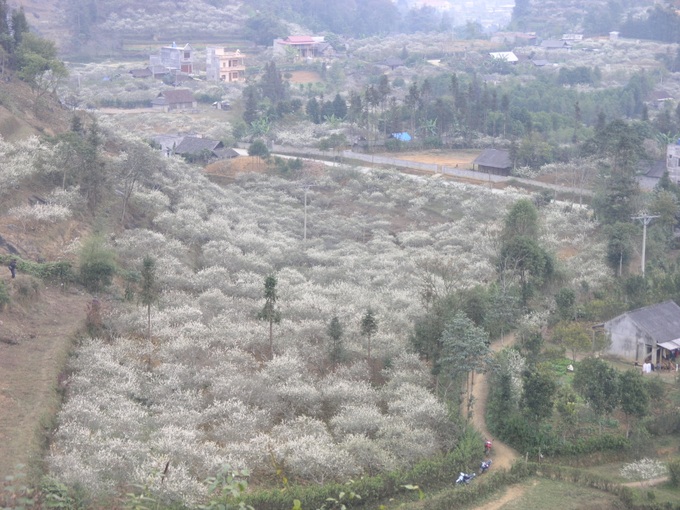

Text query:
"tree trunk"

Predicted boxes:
[[269, 317, 273, 357], [467, 370, 475, 420]]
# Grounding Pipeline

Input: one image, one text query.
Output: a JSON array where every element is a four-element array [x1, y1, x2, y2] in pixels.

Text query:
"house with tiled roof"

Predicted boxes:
[[151, 89, 197, 112], [604, 301, 680, 365], [540, 39, 571, 50], [473, 149, 513, 176]]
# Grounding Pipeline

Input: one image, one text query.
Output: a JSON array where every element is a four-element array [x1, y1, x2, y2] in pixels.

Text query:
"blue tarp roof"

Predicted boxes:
[[391, 132, 411, 142]]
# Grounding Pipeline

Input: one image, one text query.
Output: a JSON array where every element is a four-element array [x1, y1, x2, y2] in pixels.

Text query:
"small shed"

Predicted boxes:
[[473, 148, 512, 176], [152, 89, 197, 112], [604, 300, 680, 364]]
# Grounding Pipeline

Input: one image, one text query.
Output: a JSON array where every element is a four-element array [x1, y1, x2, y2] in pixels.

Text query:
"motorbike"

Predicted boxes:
[[480, 459, 492, 474], [455, 472, 476, 485], [484, 440, 493, 455]]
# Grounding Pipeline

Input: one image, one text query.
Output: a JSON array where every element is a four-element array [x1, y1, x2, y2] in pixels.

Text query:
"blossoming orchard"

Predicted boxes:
[[1, 132, 610, 505]]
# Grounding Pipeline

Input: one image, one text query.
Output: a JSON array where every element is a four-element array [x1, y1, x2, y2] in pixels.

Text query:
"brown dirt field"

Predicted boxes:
[[287, 71, 322, 84], [376, 150, 481, 168], [205, 156, 266, 178], [557, 246, 579, 260], [0, 279, 90, 481]]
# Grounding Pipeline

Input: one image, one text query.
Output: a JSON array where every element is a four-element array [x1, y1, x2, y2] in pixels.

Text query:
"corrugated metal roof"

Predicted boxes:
[[473, 149, 512, 169], [621, 300, 680, 343], [174, 136, 223, 154]]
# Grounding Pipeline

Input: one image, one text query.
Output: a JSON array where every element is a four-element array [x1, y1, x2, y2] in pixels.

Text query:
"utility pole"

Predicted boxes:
[[631, 214, 659, 276], [303, 185, 310, 241], [299, 182, 318, 242]]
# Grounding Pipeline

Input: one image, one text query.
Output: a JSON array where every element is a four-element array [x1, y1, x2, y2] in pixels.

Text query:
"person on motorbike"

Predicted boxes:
[[480, 459, 492, 474], [456, 472, 476, 484]]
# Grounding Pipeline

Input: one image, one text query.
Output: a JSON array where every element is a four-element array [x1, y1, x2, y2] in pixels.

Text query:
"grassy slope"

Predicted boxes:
[[0, 78, 92, 483], [0, 282, 90, 481]]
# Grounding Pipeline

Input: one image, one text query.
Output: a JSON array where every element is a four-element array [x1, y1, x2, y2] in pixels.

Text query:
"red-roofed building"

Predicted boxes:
[[273, 35, 330, 59]]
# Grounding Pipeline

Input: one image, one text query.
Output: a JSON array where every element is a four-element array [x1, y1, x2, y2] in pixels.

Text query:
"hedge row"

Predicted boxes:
[[419, 462, 535, 510], [0, 255, 74, 283], [242, 429, 482, 510], [530, 463, 678, 510], [491, 410, 629, 458]]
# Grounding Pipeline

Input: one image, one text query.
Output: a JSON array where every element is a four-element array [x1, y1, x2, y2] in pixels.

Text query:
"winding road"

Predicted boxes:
[[468, 334, 527, 510]]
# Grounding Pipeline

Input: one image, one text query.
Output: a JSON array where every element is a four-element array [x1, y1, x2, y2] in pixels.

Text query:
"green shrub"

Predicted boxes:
[[40, 476, 77, 509], [645, 410, 680, 436], [195, 91, 224, 104], [0, 280, 9, 310], [423, 137, 443, 149], [668, 458, 680, 487], [385, 138, 402, 152], [79, 236, 116, 292]]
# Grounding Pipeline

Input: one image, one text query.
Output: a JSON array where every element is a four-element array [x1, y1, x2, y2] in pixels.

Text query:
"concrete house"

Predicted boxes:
[[206, 48, 246, 83], [151, 89, 197, 112], [604, 300, 680, 364], [150, 43, 194, 74], [666, 140, 680, 183], [472, 149, 513, 176]]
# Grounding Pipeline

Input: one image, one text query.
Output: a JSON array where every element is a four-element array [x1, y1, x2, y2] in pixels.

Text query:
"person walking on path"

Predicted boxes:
[[8, 259, 17, 278]]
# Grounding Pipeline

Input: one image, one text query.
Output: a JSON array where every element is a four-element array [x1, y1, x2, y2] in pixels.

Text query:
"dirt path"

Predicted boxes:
[[0, 278, 89, 480], [621, 477, 669, 487], [466, 334, 526, 509], [470, 334, 520, 471], [473, 483, 535, 510]]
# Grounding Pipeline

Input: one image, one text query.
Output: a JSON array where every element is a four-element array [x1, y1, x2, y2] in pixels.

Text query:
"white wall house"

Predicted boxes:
[[667, 142, 680, 183], [604, 300, 680, 364]]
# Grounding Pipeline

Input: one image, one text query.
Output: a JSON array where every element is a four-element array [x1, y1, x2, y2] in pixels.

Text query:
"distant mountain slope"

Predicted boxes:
[[12, 0, 67, 46], [11, 0, 664, 58]]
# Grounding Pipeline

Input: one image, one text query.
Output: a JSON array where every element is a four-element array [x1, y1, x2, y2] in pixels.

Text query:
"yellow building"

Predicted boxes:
[[206, 48, 246, 83]]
